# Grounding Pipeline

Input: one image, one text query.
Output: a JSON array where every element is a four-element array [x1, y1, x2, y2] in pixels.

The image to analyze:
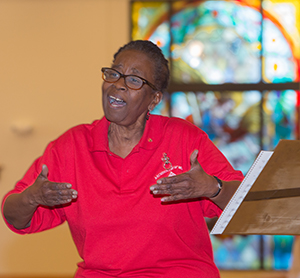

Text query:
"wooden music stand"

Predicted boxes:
[[211, 140, 300, 235]]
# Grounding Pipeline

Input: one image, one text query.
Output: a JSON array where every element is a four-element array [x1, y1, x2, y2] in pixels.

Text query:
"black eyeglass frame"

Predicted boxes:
[[101, 67, 158, 91]]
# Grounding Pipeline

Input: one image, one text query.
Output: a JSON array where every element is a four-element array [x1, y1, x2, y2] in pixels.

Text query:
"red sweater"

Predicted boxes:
[[2, 116, 243, 277]]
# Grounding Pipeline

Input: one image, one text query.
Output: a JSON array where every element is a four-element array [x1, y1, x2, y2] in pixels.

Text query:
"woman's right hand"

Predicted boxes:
[[28, 164, 78, 207]]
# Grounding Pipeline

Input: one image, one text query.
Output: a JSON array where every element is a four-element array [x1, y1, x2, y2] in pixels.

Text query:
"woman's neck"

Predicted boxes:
[[108, 121, 146, 158]]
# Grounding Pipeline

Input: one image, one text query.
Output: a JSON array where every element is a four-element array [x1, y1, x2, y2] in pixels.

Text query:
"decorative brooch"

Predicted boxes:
[[161, 153, 173, 170]]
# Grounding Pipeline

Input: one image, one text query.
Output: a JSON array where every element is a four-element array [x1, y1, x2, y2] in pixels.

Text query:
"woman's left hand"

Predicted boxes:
[[150, 150, 219, 202]]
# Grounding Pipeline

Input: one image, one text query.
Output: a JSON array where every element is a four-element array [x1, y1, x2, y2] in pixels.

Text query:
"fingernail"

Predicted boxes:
[[153, 190, 158, 194], [67, 184, 72, 188], [157, 180, 162, 184], [161, 197, 167, 202], [150, 186, 155, 191]]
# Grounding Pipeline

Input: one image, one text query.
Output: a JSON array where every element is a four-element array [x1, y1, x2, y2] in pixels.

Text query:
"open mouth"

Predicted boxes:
[[108, 95, 126, 108]]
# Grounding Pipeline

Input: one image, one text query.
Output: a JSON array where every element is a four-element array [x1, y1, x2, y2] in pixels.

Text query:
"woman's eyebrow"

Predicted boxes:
[[111, 64, 122, 70], [131, 68, 141, 74], [111, 64, 143, 75]]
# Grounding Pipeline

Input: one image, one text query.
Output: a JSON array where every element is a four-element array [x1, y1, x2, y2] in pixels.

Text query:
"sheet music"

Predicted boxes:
[[211, 150, 274, 235]]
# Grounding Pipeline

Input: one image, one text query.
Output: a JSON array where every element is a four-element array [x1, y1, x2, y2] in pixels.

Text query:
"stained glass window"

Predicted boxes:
[[131, 0, 300, 271], [263, 0, 300, 83], [211, 234, 262, 269], [170, 90, 261, 173], [263, 90, 299, 149]]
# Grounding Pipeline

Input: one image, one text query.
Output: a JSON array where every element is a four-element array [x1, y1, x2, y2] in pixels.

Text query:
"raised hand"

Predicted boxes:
[[3, 165, 77, 229], [29, 165, 78, 207], [150, 150, 219, 202]]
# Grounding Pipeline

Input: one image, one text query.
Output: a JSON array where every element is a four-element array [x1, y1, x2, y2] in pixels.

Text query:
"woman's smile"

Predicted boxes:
[[108, 95, 127, 108]]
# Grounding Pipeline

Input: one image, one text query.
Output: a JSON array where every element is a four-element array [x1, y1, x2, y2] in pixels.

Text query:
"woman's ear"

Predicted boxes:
[[149, 91, 163, 111]]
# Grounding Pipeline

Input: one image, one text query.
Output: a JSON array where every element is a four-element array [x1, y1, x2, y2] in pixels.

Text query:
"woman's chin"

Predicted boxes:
[[104, 111, 127, 125]]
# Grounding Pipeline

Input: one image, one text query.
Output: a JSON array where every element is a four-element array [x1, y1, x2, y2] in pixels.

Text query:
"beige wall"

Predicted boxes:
[[0, 0, 129, 276]]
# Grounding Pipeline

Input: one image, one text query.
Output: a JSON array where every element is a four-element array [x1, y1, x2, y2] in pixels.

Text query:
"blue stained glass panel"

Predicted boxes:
[[262, 90, 299, 150], [171, 1, 262, 84], [211, 235, 262, 269], [263, 235, 295, 270], [170, 91, 261, 174]]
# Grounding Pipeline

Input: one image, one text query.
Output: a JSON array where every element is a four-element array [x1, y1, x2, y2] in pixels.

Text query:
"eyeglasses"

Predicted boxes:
[[101, 67, 158, 91]]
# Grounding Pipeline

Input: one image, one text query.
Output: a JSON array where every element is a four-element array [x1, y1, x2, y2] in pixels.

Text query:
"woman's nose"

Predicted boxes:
[[113, 76, 127, 90]]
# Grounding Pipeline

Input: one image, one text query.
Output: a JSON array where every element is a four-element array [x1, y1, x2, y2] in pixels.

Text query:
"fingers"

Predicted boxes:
[[40, 182, 78, 206], [150, 181, 192, 202], [150, 183, 187, 194], [27, 164, 78, 208], [150, 167, 192, 202], [156, 174, 186, 186], [150, 184, 191, 203], [51, 182, 78, 200], [35, 165, 78, 206]]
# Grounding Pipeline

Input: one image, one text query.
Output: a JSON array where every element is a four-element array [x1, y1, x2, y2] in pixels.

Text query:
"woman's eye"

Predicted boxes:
[[128, 76, 141, 84], [109, 72, 119, 78]]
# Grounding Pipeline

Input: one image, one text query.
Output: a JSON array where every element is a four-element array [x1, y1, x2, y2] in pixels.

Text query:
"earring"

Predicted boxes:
[[146, 110, 151, 120]]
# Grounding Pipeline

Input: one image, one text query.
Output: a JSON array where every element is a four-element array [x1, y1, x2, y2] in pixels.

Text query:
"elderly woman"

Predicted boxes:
[[2, 40, 243, 277]]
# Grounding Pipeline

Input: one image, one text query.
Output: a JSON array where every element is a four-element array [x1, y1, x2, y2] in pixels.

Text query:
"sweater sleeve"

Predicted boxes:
[[196, 131, 244, 218], [1, 142, 67, 235]]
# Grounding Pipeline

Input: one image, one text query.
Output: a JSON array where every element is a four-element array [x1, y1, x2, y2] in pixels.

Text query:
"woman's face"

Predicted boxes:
[[102, 49, 162, 127]]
